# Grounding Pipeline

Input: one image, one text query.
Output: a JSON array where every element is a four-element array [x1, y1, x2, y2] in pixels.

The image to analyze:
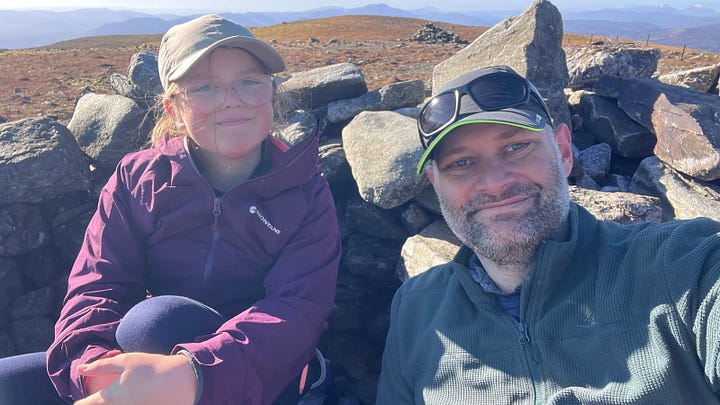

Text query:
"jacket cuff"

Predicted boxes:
[[70, 346, 112, 400], [177, 349, 203, 405]]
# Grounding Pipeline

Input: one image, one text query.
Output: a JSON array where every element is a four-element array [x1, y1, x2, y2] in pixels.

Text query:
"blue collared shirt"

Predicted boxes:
[[468, 253, 521, 319]]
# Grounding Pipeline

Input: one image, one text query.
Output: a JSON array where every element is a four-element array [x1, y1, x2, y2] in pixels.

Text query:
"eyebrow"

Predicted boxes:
[[183, 69, 265, 82]]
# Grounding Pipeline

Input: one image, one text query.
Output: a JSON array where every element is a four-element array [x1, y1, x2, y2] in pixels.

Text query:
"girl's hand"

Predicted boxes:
[[75, 352, 198, 405], [83, 350, 123, 395]]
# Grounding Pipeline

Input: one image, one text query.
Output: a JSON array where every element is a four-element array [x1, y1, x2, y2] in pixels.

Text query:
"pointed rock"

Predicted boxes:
[[431, 0, 570, 128]]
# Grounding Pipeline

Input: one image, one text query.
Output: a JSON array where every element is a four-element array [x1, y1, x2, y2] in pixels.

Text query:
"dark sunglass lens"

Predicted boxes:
[[419, 92, 456, 135], [469, 74, 528, 110]]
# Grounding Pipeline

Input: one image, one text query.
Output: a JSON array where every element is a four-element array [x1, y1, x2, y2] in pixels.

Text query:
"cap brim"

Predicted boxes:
[[168, 36, 286, 83], [416, 109, 547, 175]]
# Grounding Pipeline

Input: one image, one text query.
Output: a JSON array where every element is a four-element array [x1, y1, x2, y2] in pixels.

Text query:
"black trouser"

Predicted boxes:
[[0, 295, 308, 404]]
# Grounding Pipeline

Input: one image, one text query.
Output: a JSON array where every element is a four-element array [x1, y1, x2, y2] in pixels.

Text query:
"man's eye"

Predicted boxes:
[[449, 159, 470, 168], [508, 143, 529, 152]]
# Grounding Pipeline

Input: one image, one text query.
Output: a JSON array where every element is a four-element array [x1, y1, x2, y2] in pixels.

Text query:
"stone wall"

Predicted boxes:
[[1, 1, 720, 403]]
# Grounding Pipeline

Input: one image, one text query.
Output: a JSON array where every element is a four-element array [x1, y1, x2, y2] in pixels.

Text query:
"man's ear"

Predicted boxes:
[[553, 123, 573, 177], [425, 163, 436, 186]]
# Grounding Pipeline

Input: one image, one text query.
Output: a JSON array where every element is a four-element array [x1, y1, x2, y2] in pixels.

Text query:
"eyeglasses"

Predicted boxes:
[[177, 73, 274, 112], [417, 72, 552, 149]]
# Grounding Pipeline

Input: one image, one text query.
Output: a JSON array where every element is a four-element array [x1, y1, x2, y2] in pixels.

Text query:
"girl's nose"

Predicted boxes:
[[220, 87, 246, 107]]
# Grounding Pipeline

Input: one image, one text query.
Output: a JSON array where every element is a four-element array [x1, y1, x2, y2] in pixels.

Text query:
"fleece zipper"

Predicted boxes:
[[515, 254, 538, 404]]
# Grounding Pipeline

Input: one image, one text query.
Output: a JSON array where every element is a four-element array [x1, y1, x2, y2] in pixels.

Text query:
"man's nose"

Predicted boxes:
[[472, 159, 517, 195]]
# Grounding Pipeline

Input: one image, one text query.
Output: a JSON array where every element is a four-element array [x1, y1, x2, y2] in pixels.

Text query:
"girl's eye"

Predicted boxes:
[[238, 79, 261, 87], [187, 84, 212, 94], [236, 75, 271, 88]]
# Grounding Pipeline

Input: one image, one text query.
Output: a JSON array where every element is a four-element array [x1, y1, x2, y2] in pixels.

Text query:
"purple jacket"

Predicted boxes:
[[46, 128, 341, 404]]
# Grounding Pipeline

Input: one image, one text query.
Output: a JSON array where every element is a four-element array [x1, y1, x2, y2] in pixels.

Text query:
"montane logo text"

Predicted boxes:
[[249, 206, 281, 235]]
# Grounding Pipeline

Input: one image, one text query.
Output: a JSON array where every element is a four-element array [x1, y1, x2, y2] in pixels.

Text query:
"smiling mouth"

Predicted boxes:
[[467, 194, 535, 218], [480, 195, 532, 210], [216, 117, 253, 126]]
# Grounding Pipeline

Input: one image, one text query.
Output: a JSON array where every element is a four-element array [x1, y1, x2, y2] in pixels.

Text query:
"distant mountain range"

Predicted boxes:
[[562, 7, 720, 52], [1, 4, 719, 53]]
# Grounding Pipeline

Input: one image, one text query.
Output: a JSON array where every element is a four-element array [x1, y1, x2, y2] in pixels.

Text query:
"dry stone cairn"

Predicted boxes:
[[410, 22, 467, 44], [1, 1, 720, 403]]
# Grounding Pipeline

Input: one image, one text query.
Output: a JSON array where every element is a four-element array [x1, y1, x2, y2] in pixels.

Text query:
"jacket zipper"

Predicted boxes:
[[183, 138, 226, 290], [201, 197, 222, 287], [514, 318, 545, 404], [517, 242, 551, 405], [182, 133, 311, 288], [517, 321, 531, 346]]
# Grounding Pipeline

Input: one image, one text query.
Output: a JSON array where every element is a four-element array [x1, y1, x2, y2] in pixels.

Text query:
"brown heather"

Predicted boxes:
[[0, 15, 718, 124]]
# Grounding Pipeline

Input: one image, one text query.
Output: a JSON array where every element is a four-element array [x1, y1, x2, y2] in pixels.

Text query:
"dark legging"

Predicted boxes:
[[0, 295, 302, 404], [0, 351, 64, 405]]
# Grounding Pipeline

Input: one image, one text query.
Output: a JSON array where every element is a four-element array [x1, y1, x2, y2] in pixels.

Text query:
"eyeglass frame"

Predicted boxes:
[[174, 73, 275, 111]]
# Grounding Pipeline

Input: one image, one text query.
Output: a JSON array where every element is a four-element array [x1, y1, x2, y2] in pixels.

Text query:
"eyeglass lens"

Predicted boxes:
[[419, 92, 457, 137], [420, 73, 532, 137], [181, 74, 273, 111], [468, 74, 528, 110]]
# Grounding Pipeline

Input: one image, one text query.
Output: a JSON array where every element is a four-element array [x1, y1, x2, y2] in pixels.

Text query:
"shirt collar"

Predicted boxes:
[[466, 212, 570, 296], [468, 253, 520, 295]]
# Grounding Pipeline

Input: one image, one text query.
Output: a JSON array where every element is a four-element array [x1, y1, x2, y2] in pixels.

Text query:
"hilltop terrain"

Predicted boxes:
[[0, 15, 718, 124]]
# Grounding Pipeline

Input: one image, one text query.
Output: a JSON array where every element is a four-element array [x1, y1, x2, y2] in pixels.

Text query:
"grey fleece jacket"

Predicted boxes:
[[377, 203, 720, 404]]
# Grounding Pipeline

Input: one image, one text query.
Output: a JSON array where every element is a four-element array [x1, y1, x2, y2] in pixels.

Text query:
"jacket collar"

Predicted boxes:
[[451, 202, 597, 310], [154, 119, 322, 198]]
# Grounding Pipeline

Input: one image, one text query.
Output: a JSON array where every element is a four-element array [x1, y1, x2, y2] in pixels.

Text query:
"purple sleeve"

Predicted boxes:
[[173, 175, 341, 405], [46, 166, 147, 402]]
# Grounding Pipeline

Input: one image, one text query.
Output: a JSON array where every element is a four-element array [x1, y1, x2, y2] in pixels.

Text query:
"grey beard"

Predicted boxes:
[[438, 160, 570, 267]]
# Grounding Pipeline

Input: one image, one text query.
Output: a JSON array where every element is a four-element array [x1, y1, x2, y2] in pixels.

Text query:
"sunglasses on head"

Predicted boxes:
[[417, 71, 552, 149]]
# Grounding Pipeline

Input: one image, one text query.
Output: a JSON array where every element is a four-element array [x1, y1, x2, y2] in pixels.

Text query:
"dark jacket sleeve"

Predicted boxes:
[[46, 164, 147, 402], [173, 174, 341, 405], [661, 218, 720, 394]]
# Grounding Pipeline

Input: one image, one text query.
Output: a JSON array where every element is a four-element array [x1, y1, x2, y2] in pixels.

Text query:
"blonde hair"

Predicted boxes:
[[149, 76, 293, 147]]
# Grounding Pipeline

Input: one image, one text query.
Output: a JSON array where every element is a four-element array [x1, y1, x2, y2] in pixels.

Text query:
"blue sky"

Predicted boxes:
[[1, 0, 718, 13]]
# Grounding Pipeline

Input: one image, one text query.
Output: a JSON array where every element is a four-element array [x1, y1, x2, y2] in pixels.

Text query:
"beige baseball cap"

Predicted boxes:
[[158, 14, 286, 90]]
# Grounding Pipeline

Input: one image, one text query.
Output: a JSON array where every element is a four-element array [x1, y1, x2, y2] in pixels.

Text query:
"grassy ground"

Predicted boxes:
[[0, 15, 717, 124]]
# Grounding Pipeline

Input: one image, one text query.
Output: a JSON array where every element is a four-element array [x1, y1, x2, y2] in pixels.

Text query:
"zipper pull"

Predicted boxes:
[[518, 322, 531, 345], [211, 198, 221, 231]]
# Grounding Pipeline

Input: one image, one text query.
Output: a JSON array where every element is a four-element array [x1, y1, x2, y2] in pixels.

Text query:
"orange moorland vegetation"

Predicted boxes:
[[0, 15, 717, 124]]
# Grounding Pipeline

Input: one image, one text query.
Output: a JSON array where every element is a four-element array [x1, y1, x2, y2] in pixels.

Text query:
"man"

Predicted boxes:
[[376, 65, 720, 404]]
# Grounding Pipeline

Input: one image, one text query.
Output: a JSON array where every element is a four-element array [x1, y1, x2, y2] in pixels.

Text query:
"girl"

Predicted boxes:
[[0, 14, 340, 405]]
